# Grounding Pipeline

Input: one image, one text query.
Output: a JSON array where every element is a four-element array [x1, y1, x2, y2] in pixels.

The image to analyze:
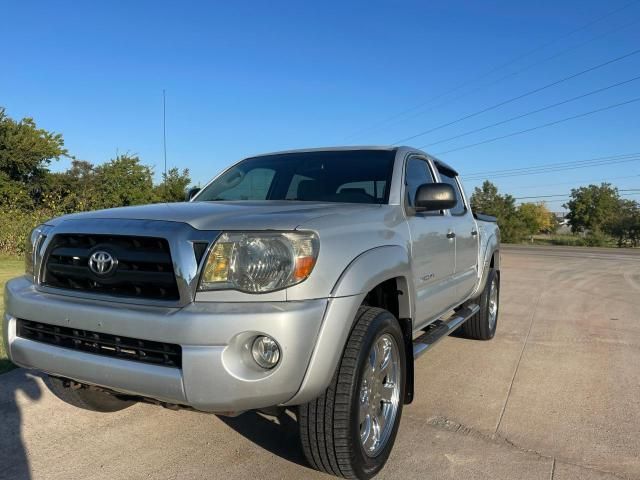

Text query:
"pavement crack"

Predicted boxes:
[[422, 415, 548, 458], [414, 414, 633, 480], [494, 286, 544, 435]]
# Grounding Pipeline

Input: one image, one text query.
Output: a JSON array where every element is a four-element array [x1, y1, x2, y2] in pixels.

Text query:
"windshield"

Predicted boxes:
[[195, 150, 395, 204]]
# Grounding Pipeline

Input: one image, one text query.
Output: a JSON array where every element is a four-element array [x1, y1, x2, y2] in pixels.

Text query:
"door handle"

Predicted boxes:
[[447, 232, 456, 239], [471, 230, 478, 236]]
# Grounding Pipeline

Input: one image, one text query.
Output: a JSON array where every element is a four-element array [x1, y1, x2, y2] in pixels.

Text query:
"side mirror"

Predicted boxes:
[[185, 187, 201, 202], [414, 183, 457, 212]]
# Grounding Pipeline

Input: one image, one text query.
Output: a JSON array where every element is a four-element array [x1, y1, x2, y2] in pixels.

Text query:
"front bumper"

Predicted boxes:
[[4, 276, 331, 412]]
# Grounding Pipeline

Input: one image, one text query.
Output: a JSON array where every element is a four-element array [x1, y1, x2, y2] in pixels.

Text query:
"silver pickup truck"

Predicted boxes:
[[3, 146, 499, 479]]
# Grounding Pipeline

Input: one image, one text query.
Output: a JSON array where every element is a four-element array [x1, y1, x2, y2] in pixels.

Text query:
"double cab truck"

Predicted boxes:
[[3, 146, 500, 479]]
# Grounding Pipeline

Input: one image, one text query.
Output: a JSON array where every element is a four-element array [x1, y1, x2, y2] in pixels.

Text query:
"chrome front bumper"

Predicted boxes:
[[4, 276, 335, 412]]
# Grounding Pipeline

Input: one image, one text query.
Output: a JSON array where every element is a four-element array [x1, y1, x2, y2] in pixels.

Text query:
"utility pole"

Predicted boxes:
[[163, 89, 167, 198]]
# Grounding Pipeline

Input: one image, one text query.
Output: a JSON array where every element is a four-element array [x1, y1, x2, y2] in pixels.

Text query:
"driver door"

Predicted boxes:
[[404, 156, 456, 329]]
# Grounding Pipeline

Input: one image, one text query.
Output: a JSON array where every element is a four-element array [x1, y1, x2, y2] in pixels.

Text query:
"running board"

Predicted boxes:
[[413, 304, 480, 359]]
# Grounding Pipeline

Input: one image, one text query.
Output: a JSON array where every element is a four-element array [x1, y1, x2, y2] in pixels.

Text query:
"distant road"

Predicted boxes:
[[503, 243, 640, 260]]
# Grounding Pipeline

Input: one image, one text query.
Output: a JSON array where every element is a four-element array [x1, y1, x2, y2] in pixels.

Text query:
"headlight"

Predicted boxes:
[[198, 231, 319, 293], [25, 224, 52, 277]]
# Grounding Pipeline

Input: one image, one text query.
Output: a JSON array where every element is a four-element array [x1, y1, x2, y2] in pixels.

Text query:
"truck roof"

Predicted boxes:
[[247, 146, 459, 176], [247, 145, 398, 157]]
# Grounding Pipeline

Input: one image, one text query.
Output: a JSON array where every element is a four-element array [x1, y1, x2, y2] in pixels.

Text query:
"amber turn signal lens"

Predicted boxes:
[[202, 242, 234, 283], [293, 256, 316, 281]]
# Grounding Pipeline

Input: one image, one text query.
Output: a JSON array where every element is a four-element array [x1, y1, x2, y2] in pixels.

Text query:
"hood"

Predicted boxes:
[[51, 201, 382, 231]]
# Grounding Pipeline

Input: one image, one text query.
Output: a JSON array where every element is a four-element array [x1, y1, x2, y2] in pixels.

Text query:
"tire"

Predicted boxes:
[[460, 268, 499, 340], [299, 306, 406, 479], [44, 377, 135, 413]]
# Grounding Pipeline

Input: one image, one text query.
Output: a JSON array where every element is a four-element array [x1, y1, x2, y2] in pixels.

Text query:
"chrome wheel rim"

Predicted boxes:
[[358, 333, 401, 457], [488, 277, 498, 330]]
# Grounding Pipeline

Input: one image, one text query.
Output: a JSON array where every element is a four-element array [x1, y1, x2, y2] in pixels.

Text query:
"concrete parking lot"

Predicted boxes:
[[1, 245, 639, 480]]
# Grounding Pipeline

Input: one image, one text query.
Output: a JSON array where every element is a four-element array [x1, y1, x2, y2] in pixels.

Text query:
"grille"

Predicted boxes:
[[43, 234, 179, 301], [17, 319, 182, 368]]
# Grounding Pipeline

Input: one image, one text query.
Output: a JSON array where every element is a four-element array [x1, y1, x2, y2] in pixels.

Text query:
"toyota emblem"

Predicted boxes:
[[88, 250, 117, 275]]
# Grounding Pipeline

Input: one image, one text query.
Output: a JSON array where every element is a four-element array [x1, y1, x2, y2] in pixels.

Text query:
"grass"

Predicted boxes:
[[529, 233, 623, 248], [1, 255, 23, 374], [530, 234, 591, 247]]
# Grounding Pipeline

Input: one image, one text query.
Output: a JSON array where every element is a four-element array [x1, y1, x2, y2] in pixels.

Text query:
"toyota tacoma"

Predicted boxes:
[[3, 146, 500, 479]]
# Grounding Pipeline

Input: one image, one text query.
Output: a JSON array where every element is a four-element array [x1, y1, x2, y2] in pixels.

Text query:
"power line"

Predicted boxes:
[[341, 0, 640, 142], [468, 157, 640, 180], [460, 0, 640, 78], [466, 156, 640, 180], [527, 192, 640, 203], [361, 16, 640, 142], [391, 48, 640, 146], [500, 174, 640, 190], [515, 189, 640, 200], [465, 152, 640, 176], [433, 97, 640, 155], [419, 75, 640, 148], [464, 155, 640, 181]]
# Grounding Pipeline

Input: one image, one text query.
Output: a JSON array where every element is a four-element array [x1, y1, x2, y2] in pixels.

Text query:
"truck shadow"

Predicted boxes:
[[0, 369, 42, 480], [219, 408, 310, 469]]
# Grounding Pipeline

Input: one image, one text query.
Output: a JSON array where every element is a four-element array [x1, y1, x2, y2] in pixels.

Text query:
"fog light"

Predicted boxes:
[[251, 336, 280, 369]]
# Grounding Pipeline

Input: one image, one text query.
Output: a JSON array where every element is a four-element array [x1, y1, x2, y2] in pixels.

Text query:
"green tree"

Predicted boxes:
[[154, 167, 191, 202], [470, 181, 525, 243], [93, 154, 154, 209], [0, 171, 33, 208], [518, 202, 554, 238], [605, 199, 640, 247], [564, 183, 620, 234], [0, 107, 69, 185], [45, 159, 99, 212]]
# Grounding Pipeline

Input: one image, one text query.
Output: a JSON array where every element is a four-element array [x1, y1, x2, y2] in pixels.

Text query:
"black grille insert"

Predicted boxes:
[[17, 319, 182, 368], [43, 234, 179, 301]]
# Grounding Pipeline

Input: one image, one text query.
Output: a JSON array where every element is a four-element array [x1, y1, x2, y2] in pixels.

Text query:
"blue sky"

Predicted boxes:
[[3, 0, 639, 209]]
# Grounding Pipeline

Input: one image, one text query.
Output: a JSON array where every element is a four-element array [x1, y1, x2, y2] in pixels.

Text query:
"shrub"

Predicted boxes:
[[583, 231, 609, 247], [0, 207, 55, 256], [548, 235, 587, 247]]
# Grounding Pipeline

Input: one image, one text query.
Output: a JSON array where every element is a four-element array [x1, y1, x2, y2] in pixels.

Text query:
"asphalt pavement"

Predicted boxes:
[[1, 245, 639, 480]]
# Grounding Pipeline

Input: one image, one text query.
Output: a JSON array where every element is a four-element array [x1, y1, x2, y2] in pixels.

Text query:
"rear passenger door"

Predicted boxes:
[[436, 166, 478, 300], [404, 156, 457, 328]]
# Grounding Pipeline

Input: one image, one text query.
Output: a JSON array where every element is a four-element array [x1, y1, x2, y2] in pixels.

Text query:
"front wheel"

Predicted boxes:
[[298, 306, 406, 479]]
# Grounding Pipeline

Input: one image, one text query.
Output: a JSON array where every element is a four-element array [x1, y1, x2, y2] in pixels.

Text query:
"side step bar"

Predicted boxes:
[[413, 304, 480, 359]]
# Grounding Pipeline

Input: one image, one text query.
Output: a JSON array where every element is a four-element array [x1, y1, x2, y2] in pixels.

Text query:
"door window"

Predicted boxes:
[[404, 157, 434, 208], [437, 168, 466, 216]]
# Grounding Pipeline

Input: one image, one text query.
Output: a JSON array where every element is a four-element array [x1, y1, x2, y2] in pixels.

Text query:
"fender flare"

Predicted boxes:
[[472, 233, 500, 298], [284, 245, 413, 406], [331, 245, 413, 309]]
